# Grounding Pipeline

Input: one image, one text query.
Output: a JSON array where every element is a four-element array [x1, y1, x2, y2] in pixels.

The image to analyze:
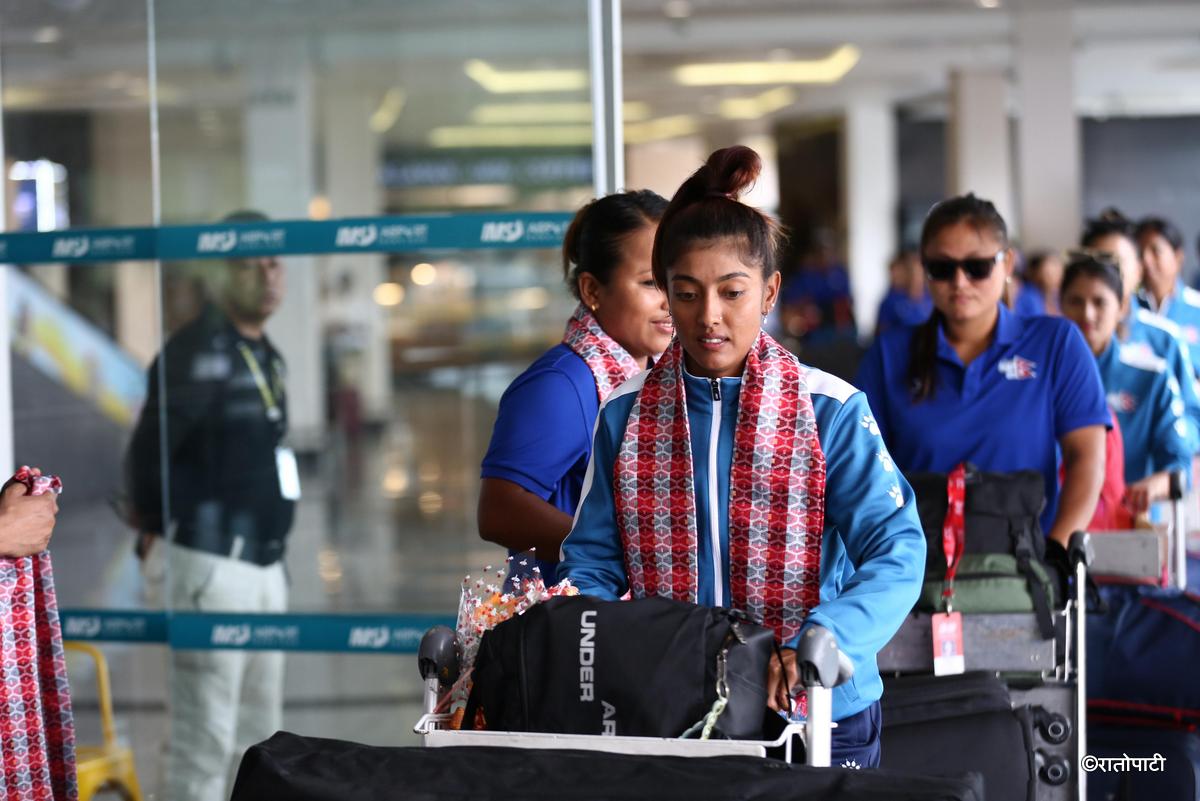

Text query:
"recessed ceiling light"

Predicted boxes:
[[369, 88, 406, 134], [373, 282, 405, 307], [411, 263, 438, 286], [471, 101, 651, 125], [977, 0, 1001, 8], [718, 87, 797, 121], [675, 45, 861, 86], [464, 60, 588, 94]]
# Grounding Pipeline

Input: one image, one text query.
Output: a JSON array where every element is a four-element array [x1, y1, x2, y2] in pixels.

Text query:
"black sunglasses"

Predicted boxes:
[[923, 251, 1005, 282]]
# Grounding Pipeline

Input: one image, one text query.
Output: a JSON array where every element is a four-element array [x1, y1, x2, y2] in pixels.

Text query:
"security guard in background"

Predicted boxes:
[[125, 210, 298, 801]]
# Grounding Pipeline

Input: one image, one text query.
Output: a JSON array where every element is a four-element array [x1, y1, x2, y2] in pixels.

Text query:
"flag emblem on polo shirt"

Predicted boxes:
[[1107, 391, 1137, 413], [998, 356, 1037, 380]]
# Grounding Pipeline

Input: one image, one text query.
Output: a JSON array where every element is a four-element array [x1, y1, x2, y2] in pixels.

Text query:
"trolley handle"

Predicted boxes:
[[418, 626, 459, 719], [794, 624, 854, 691], [794, 625, 853, 769], [1169, 469, 1187, 502]]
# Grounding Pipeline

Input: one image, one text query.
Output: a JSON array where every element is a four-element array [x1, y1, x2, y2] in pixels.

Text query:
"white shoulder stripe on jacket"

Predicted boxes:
[[803, 366, 858, 404]]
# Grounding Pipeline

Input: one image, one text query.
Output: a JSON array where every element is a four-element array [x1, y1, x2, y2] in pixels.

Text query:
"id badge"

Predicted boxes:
[[276, 447, 302, 501], [932, 611, 965, 676]]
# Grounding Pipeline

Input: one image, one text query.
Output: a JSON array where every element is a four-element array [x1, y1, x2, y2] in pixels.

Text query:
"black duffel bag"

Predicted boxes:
[[232, 734, 987, 801], [464, 594, 775, 740], [908, 464, 1061, 638]]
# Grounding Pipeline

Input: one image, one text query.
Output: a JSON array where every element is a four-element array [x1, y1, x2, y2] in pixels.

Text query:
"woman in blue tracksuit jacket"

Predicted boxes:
[[1082, 212, 1200, 447], [1060, 252, 1192, 509], [560, 145, 925, 769], [1137, 216, 1200, 374]]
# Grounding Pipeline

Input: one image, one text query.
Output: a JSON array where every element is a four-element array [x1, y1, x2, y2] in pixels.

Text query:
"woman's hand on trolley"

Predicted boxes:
[[1125, 471, 1172, 514], [767, 646, 799, 714]]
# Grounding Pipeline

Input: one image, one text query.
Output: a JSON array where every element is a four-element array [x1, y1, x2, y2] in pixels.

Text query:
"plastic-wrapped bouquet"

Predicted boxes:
[[445, 555, 578, 727]]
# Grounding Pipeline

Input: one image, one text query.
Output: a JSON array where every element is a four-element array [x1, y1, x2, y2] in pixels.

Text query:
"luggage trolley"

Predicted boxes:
[[877, 531, 1094, 801], [413, 622, 853, 768], [1089, 470, 1188, 590]]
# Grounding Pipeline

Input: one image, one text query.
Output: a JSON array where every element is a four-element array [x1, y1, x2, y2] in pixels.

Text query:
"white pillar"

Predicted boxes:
[[1014, 5, 1079, 251], [0, 58, 11, 476], [242, 45, 325, 448], [737, 133, 780, 213], [625, 137, 706, 199], [92, 109, 158, 365], [321, 86, 390, 422], [947, 70, 1015, 232], [845, 96, 898, 338]]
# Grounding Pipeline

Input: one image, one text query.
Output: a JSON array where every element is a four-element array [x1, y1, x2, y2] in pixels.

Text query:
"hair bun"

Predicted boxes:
[[702, 145, 761, 201], [1098, 207, 1129, 225]]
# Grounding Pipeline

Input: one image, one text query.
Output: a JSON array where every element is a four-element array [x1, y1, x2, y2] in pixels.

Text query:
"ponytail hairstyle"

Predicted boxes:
[[908, 193, 1009, 401], [1135, 216, 1185, 253], [1061, 251, 1124, 303], [562, 189, 668, 301], [1080, 207, 1134, 249], [651, 145, 785, 289]]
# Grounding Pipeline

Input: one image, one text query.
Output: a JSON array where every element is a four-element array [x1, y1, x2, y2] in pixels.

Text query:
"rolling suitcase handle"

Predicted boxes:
[[794, 625, 854, 768], [1170, 469, 1187, 591], [1068, 531, 1093, 801]]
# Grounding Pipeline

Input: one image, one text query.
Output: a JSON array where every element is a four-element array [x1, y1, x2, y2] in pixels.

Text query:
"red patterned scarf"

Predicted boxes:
[[1, 472, 76, 801], [613, 332, 826, 642], [562, 304, 643, 402]]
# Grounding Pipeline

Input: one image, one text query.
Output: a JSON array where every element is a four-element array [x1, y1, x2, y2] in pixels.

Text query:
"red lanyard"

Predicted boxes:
[[942, 463, 967, 612]]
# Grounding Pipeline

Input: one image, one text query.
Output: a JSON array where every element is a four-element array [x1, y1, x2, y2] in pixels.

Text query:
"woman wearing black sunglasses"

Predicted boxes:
[[855, 194, 1109, 548]]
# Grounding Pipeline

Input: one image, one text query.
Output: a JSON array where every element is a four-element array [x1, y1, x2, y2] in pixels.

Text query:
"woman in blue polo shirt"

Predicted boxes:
[[1137, 216, 1200, 366], [1060, 252, 1191, 513], [478, 190, 673, 583], [561, 146, 925, 768], [855, 194, 1108, 547]]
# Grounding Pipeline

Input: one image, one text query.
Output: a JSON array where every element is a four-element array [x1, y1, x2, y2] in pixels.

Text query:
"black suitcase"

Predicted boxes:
[[232, 732, 986, 801], [881, 672, 1074, 801], [1087, 724, 1200, 800]]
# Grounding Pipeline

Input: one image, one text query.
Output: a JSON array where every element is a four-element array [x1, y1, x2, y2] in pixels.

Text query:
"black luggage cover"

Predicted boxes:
[[232, 731, 986, 801]]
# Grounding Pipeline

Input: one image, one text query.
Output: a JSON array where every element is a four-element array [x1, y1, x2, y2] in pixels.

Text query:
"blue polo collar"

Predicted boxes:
[[935, 303, 1020, 366]]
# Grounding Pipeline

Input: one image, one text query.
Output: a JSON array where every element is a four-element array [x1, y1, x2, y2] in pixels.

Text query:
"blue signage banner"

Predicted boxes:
[[168, 612, 455, 653], [0, 212, 574, 265], [58, 609, 455, 654], [60, 610, 168, 643], [0, 227, 157, 264]]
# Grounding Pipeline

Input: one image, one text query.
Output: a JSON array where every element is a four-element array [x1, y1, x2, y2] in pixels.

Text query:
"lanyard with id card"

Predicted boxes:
[[932, 463, 967, 676], [237, 341, 301, 500]]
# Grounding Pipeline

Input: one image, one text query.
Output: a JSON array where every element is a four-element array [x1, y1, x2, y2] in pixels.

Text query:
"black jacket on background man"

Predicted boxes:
[[126, 304, 294, 564]]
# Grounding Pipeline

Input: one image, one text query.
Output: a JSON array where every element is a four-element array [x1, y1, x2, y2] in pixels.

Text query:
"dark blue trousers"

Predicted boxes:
[[830, 701, 882, 769]]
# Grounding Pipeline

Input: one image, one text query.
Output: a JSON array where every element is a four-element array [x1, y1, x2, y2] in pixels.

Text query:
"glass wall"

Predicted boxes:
[[2, 1, 591, 795]]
